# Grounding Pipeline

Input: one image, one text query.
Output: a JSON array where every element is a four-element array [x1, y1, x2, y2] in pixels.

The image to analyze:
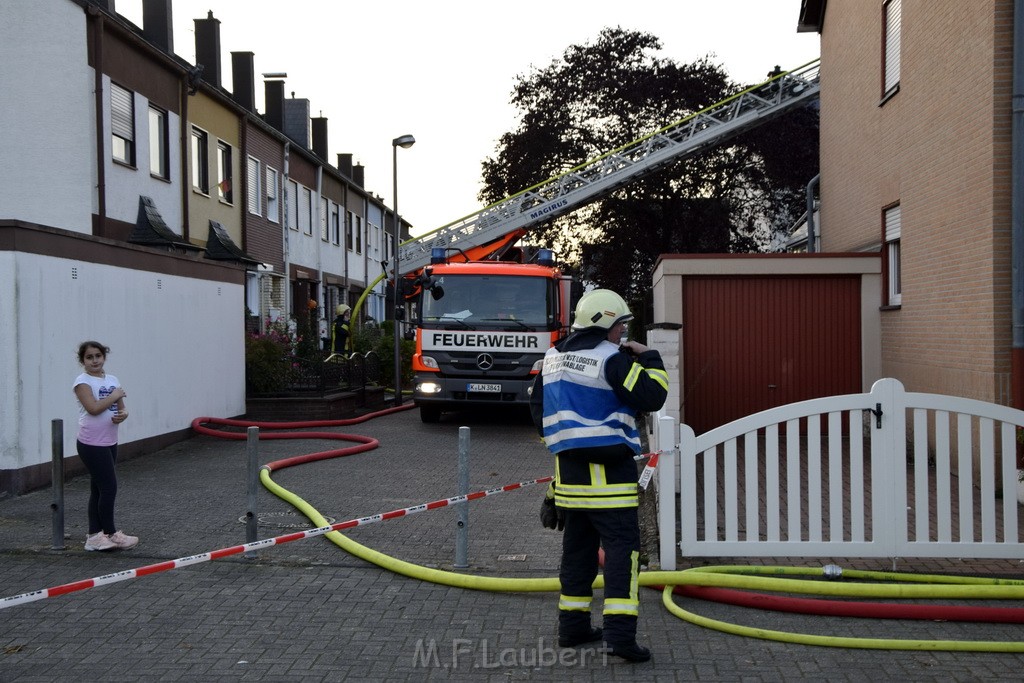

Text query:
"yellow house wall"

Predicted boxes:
[[187, 91, 242, 249]]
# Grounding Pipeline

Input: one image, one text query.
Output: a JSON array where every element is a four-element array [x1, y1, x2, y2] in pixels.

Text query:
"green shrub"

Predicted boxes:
[[245, 325, 291, 394], [370, 321, 413, 389]]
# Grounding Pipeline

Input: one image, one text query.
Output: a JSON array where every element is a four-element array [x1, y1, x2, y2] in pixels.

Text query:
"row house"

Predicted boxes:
[[0, 0, 407, 496]]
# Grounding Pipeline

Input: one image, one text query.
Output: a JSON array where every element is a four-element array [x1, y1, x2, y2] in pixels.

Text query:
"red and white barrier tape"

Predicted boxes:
[[638, 452, 660, 490], [0, 475, 552, 609], [1, 450, 661, 610]]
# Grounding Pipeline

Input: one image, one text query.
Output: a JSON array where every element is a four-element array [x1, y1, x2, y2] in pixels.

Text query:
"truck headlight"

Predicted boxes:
[[421, 355, 439, 369], [416, 382, 442, 394], [531, 359, 544, 373]]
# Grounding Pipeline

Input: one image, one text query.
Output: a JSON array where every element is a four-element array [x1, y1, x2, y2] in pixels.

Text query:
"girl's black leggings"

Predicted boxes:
[[76, 440, 118, 535]]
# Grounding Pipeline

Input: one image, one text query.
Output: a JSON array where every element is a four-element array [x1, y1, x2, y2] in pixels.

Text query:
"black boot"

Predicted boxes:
[[606, 640, 651, 663], [558, 626, 603, 647]]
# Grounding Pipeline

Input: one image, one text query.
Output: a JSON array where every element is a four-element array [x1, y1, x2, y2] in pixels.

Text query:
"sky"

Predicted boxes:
[[118, 1, 820, 237]]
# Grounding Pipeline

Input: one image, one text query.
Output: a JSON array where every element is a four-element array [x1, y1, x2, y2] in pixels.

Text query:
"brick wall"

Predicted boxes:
[[819, 0, 1013, 403]]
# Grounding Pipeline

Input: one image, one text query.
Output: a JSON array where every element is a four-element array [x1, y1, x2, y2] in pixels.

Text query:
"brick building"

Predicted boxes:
[[799, 0, 1019, 407]]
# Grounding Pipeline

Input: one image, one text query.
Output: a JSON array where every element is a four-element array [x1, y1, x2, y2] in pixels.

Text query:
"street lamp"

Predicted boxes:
[[392, 134, 415, 406]]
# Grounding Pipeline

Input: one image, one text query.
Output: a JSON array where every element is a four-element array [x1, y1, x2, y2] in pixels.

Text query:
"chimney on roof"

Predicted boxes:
[[264, 79, 285, 131], [337, 153, 353, 178], [283, 95, 310, 148], [311, 117, 329, 160], [141, 0, 173, 53], [231, 52, 255, 111], [194, 11, 221, 88], [353, 164, 364, 188]]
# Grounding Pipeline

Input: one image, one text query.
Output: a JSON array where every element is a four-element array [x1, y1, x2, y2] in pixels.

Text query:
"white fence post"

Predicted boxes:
[[656, 414, 678, 571], [869, 377, 905, 558], [678, 422, 698, 557]]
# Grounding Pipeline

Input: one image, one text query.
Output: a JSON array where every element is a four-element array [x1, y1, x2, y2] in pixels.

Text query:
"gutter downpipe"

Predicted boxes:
[[806, 173, 820, 253], [316, 164, 323, 321], [89, 6, 106, 236], [1013, 0, 1024, 424], [343, 200, 350, 305]]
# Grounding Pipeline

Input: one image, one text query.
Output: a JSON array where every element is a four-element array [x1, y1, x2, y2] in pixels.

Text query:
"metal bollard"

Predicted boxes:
[[245, 426, 259, 558], [50, 419, 66, 550], [454, 426, 470, 569]]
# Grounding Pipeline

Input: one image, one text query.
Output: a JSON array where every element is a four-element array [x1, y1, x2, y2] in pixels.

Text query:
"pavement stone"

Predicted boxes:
[[1, 405, 1024, 681]]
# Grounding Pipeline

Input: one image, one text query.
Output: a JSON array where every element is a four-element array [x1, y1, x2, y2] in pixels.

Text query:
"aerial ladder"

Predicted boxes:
[[394, 59, 820, 276], [349, 60, 821, 329]]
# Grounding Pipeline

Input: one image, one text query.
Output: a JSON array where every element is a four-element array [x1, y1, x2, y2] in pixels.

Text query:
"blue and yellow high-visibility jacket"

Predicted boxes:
[[530, 328, 668, 509]]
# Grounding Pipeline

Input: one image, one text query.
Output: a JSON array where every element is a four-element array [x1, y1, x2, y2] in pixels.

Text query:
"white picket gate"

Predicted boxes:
[[655, 378, 1024, 570]]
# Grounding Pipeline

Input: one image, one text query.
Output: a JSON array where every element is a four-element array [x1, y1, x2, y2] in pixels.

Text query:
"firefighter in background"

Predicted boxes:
[[331, 304, 352, 355], [530, 289, 669, 663]]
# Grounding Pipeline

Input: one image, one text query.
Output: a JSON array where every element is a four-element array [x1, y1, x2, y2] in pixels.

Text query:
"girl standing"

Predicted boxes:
[[73, 341, 138, 551]]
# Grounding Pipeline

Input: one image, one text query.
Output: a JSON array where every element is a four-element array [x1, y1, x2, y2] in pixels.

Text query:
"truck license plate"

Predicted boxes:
[[467, 383, 501, 393]]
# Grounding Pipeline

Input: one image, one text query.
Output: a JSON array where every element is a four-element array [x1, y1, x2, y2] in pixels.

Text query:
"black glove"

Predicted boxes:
[[539, 496, 565, 531]]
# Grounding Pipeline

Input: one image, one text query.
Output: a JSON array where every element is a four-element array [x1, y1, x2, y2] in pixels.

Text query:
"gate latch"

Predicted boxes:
[[870, 403, 883, 428]]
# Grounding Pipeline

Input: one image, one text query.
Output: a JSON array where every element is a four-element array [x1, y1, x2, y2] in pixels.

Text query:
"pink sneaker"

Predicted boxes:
[[107, 530, 139, 550], [84, 532, 117, 552]]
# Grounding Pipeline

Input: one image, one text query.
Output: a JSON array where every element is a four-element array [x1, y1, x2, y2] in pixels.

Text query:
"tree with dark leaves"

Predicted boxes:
[[479, 27, 818, 305]]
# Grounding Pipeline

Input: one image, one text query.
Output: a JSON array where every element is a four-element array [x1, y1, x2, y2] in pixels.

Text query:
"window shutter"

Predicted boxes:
[[266, 167, 277, 199], [885, 205, 901, 241], [247, 157, 261, 214], [884, 0, 902, 93], [111, 83, 134, 141]]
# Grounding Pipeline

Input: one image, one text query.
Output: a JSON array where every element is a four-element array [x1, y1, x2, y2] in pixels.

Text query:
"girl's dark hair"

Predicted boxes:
[[77, 341, 110, 364]]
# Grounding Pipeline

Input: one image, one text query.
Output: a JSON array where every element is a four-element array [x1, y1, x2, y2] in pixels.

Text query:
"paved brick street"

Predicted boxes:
[[2, 406, 1024, 681]]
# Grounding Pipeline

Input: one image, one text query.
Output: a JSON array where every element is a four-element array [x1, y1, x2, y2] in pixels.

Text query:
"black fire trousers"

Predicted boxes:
[[558, 505, 641, 645]]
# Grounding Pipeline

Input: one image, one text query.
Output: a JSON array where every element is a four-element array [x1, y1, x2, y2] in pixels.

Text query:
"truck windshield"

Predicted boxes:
[[421, 275, 554, 330]]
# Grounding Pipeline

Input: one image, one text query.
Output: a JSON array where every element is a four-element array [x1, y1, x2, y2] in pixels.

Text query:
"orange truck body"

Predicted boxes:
[[410, 257, 575, 422]]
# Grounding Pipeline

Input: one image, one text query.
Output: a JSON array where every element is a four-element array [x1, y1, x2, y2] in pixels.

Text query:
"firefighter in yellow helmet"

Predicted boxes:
[[529, 289, 669, 662], [331, 304, 352, 355]]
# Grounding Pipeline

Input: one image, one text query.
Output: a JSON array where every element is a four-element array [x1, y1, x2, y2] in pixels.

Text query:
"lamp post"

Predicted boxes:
[[391, 134, 415, 406]]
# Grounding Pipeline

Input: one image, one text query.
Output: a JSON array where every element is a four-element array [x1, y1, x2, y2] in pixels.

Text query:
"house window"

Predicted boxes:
[[355, 215, 363, 254], [111, 82, 135, 166], [287, 179, 299, 230], [148, 106, 168, 178], [346, 211, 354, 250], [331, 203, 340, 245], [191, 126, 209, 193], [247, 157, 261, 215], [299, 187, 312, 234], [217, 141, 233, 203], [883, 0, 902, 98], [246, 272, 260, 318], [885, 205, 902, 306], [321, 197, 329, 242], [266, 167, 279, 223]]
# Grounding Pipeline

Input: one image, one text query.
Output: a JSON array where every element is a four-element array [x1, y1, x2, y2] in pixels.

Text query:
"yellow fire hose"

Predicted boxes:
[[260, 468, 1024, 652]]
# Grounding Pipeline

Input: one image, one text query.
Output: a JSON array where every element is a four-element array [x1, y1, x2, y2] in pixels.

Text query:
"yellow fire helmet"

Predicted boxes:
[[571, 289, 632, 330]]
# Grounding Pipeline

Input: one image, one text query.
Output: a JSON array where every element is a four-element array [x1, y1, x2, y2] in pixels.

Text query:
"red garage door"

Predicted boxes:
[[682, 275, 862, 434]]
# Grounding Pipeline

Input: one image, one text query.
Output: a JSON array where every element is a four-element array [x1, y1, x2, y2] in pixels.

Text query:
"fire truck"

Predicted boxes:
[[410, 247, 579, 422]]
